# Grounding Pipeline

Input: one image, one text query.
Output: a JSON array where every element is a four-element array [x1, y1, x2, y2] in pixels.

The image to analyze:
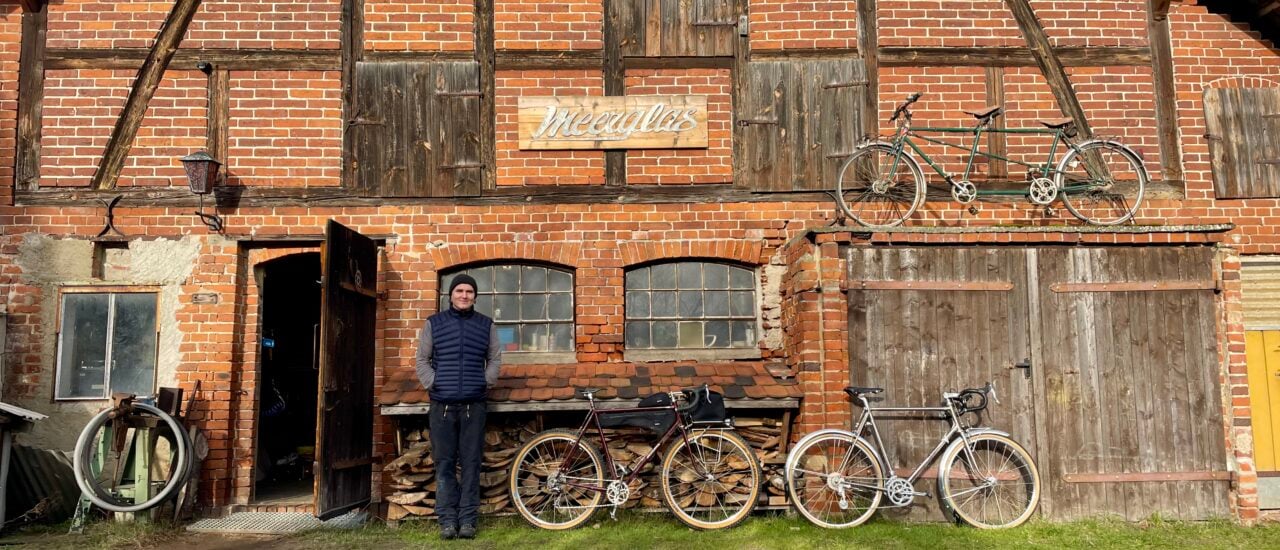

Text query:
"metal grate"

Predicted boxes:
[[186, 511, 365, 535]]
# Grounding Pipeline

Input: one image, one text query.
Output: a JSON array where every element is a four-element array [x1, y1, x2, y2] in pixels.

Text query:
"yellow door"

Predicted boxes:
[[1246, 330, 1280, 471]]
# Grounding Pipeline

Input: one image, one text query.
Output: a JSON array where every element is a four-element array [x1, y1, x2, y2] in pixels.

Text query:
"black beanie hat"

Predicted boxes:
[[449, 274, 478, 294]]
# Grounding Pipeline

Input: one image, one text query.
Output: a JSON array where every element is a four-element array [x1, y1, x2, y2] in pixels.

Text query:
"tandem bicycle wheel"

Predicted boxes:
[[836, 143, 927, 228], [1055, 140, 1147, 225]]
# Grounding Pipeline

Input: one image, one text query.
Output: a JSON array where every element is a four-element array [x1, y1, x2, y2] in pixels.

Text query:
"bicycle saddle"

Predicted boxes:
[[963, 105, 1003, 120], [844, 386, 883, 396], [1039, 117, 1074, 129]]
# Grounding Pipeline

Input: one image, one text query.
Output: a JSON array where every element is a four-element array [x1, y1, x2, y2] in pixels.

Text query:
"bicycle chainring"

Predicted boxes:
[[1028, 177, 1058, 205], [951, 180, 978, 204], [884, 476, 916, 507], [606, 480, 631, 506]]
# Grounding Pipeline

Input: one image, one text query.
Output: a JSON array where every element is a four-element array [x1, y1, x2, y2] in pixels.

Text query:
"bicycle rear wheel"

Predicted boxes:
[[660, 430, 760, 530], [836, 143, 926, 228], [785, 432, 882, 528], [1055, 140, 1147, 225], [936, 433, 1040, 529], [509, 429, 605, 530]]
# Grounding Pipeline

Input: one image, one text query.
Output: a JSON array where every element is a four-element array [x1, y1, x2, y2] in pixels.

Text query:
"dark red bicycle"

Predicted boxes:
[[508, 385, 761, 530]]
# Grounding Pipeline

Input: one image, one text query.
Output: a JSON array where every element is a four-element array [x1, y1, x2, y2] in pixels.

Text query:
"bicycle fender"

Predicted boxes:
[[941, 428, 1011, 457], [785, 429, 875, 472]]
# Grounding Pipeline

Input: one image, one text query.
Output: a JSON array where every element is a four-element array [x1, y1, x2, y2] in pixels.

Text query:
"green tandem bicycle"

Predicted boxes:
[[835, 92, 1149, 228]]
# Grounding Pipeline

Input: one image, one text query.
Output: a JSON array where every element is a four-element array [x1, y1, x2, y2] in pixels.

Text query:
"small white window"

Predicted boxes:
[[55, 291, 159, 400]]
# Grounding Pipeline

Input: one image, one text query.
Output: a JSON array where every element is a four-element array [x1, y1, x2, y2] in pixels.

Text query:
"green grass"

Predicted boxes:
[[5, 513, 1280, 550]]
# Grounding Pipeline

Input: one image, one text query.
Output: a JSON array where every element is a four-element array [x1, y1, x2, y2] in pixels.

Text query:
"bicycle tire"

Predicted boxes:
[[659, 430, 760, 530], [835, 143, 926, 228], [508, 429, 605, 530], [936, 433, 1041, 529], [785, 432, 883, 528], [1055, 140, 1147, 225], [72, 403, 190, 513]]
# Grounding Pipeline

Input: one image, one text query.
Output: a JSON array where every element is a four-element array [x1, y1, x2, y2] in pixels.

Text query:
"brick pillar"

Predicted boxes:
[[783, 234, 851, 440], [1217, 247, 1259, 524]]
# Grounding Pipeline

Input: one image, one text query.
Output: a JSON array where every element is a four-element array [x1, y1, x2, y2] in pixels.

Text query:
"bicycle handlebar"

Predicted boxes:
[[674, 384, 710, 413], [889, 92, 923, 123]]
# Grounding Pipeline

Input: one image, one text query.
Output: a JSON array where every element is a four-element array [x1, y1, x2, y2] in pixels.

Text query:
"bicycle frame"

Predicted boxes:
[[556, 400, 700, 495], [889, 123, 1074, 196], [847, 395, 978, 495]]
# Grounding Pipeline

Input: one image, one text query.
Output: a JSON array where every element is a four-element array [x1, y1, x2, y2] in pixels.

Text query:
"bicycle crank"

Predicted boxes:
[[950, 180, 978, 204], [1028, 177, 1058, 205], [883, 476, 925, 507]]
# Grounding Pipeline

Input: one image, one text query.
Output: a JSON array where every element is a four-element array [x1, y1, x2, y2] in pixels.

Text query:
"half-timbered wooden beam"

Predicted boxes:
[[16, 4, 47, 191], [604, 0, 626, 187], [477, 0, 497, 191], [46, 48, 341, 71], [90, 0, 204, 190], [985, 67, 1008, 180], [757, 46, 1152, 67], [1003, 0, 1093, 139], [856, 0, 879, 139], [1148, 0, 1184, 185], [205, 66, 230, 168], [19, 0, 47, 13], [339, 0, 364, 191]]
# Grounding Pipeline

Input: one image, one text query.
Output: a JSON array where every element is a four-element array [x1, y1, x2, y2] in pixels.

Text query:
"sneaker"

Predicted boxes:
[[459, 524, 477, 539], [440, 524, 458, 540]]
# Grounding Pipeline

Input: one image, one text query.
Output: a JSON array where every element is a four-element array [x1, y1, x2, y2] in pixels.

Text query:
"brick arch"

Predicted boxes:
[[249, 247, 319, 269], [429, 242, 583, 271], [619, 240, 764, 268]]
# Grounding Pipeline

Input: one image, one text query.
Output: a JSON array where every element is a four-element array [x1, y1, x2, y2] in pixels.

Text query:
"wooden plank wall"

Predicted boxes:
[[1203, 86, 1280, 199], [618, 0, 736, 57]]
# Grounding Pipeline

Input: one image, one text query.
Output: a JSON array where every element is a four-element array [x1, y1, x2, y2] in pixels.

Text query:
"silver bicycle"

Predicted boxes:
[[784, 383, 1040, 529]]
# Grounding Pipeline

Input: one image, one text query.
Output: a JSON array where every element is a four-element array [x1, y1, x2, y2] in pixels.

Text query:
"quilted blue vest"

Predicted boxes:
[[428, 307, 492, 404]]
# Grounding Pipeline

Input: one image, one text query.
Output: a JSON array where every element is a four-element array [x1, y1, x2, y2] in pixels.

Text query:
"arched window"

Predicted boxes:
[[441, 264, 575, 353], [624, 261, 757, 351]]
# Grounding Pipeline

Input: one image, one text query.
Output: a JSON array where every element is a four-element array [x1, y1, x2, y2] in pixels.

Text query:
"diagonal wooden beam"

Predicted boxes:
[[1003, 0, 1093, 139], [91, 0, 203, 190], [1150, 0, 1173, 20]]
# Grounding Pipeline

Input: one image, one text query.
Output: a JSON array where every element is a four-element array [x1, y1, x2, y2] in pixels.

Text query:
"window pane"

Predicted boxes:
[[704, 264, 729, 289], [626, 290, 650, 319], [625, 268, 648, 290], [677, 263, 701, 289], [731, 321, 755, 347], [441, 273, 456, 296], [678, 290, 703, 317], [705, 321, 729, 348], [548, 293, 573, 320], [109, 293, 158, 396], [520, 324, 546, 351], [522, 266, 547, 292], [678, 322, 703, 348], [651, 264, 676, 289], [496, 325, 519, 351], [494, 294, 519, 321], [475, 294, 493, 316], [625, 321, 651, 349], [469, 266, 494, 293], [730, 291, 754, 317], [652, 321, 677, 348], [58, 294, 110, 399], [550, 323, 574, 351], [520, 294, 547, 320], [495, 266, 519, 292], [548, 269, 572, 292], [704, 291, 729, 317], [729, 267, 753, 289], [651, 291, 677, 318]]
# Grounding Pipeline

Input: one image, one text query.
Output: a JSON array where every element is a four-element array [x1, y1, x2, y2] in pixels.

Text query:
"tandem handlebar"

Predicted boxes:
[[889, 92, 923, 123]]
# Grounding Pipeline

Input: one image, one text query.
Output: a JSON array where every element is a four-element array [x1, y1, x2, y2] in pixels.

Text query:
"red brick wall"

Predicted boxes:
[[624, 69, 733, 185], [495, 70, 605, 186], [0, 8, 18, 205], [365, 0, 474, 52], [227, 71, 343, 188], [748, 0, 860, 50], [40, 69, 207, 188], [495, 0, 602, 50], [876, 1, 1148, 48], [47, 0, 342, 50]]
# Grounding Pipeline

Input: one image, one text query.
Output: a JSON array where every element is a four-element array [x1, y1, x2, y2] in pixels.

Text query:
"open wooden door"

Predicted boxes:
[[314, 220, 378, 519]]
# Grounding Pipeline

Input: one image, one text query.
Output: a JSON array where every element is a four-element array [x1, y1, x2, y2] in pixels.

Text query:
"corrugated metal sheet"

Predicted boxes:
[[0, 402, 46, 424], [1242, 258, 1280, 329], [5, 445, 79, 524]]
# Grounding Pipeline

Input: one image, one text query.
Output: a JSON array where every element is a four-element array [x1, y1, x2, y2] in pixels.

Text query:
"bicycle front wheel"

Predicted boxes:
[[785, 432, 883, 528], [660, 430, 761, 530], [509, 429, 605, 530], [836, 143, 926, 228], [1055, 140, 1147, 225], [936, 433, 1040, 529]]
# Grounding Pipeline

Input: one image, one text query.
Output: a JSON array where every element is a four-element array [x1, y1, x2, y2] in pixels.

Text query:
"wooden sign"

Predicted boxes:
[[518, 95, 708, 150]]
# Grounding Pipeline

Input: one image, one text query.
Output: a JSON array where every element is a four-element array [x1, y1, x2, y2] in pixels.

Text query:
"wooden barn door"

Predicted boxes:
[[845, 245, 1230, 521], [1033, 247, 1229, 520], [845, 247, 1040, 520], [314, 220, 379, 519]]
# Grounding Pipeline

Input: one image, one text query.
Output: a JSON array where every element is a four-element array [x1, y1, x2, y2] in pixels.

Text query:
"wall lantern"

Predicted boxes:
[[180, 151, 224, 232]]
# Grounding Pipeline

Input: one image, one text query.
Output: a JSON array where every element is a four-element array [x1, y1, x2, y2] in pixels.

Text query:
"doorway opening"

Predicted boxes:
[[254, 253, 321, 505]]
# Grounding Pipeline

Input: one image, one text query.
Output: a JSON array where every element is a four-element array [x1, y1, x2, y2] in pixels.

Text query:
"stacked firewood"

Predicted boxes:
[[383, 415, 790, 521]]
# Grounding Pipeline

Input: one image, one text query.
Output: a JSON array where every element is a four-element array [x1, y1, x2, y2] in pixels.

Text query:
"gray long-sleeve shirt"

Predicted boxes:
[[414, 317, 502, 392]]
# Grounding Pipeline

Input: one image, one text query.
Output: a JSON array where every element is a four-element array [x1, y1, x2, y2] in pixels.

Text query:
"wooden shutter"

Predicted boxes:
[[736, 59, 865, 191], [1203, 86, 1280, 198], [349, 61, 482, 197], [314, 220, 378, 520], [615, 0, 737, 57]]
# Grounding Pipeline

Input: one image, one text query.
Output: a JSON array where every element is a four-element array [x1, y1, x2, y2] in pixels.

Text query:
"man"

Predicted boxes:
[[416, 274, 501, 540]]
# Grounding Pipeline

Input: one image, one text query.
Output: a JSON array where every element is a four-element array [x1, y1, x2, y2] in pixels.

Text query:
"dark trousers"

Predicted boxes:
[[429, 401, 487, 528]]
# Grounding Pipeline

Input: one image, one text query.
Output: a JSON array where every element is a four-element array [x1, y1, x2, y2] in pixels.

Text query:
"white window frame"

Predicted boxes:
[[53, 287, 161, 401]]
